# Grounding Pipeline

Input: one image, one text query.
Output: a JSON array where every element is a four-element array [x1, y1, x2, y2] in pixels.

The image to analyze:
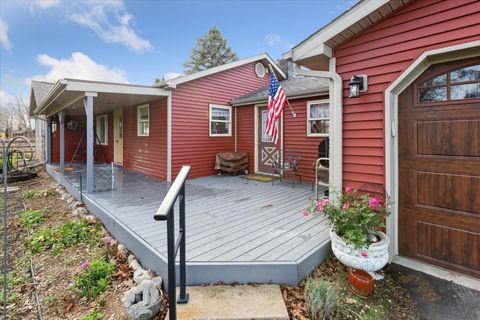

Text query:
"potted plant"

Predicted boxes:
[[305, 187, 391, 274]]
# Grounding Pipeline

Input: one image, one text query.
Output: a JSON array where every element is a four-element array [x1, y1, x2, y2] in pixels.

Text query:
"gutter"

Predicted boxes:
[[232, 88, 330, 106]]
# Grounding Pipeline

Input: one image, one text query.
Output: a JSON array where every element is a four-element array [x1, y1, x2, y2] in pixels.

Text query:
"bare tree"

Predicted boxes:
[[9, 96, 32, 131]]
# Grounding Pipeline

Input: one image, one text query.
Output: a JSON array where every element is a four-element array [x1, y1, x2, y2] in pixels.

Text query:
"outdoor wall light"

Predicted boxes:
[[348, 75, 368, 98]]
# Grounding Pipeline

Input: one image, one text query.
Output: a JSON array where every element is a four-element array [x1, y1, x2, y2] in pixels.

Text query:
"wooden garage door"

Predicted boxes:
[[398, 57, 480, 278]]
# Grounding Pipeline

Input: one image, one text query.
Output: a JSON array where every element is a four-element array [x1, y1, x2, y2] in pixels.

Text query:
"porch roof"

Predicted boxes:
[[231, 77, 329, 106], [33, 78, 170, 117]]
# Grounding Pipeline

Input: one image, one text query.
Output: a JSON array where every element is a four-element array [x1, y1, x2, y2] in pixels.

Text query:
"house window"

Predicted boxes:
[[137, 104, 150, 136], [307, 100, 330, 137], [96, 114, 108, 145], [209, 104, 232, 136], [418, 64, 480, 103]]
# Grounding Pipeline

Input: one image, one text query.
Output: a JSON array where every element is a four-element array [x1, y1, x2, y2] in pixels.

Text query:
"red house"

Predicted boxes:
[[285, 0, 480, 280]]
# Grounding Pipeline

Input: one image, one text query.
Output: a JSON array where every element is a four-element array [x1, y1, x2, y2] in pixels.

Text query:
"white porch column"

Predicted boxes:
[[46, 117, 52, 164], [58, 111, 65, 175], [84, 94, 95, 193]]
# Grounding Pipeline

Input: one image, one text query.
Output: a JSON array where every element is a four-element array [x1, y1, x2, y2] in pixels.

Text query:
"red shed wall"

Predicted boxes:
[[122, 99, 167, 180], [236, 95, 329, 182], [171, 62, 270, 179], [334, 0, 480, 188]]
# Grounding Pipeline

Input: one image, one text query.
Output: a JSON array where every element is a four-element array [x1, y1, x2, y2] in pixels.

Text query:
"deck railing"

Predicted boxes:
[[154, 165, 190, 320]]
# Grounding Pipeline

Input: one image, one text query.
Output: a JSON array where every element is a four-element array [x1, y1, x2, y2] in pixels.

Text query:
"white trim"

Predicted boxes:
[[95, 114, 108, 145], [393, 256, 480, 292], [167, 93, 172, 182], [306, 99, 330, 137], [137, 104, 150, 137], [384, 40, 480, 260], [160, 53, 286, 88], [234, 106, 237, 152], [209, 104, 232, 137]]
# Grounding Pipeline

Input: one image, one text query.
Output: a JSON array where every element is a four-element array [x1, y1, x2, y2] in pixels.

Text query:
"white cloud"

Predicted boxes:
[[0, 90, 16, 106], [33, 0, 61, 9], [163, 72, 183, 81], [26, 52, 128, 84], [69, 1, 152, 53], [0, 18, 12, 51], [265, 33, 281, 46]]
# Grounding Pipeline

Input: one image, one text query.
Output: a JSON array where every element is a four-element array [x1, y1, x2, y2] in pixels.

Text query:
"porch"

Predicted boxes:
[[46, 163, 331, 286]]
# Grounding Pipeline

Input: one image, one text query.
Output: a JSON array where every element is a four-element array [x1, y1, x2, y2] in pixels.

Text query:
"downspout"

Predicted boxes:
[[294, 58, 343, 197]]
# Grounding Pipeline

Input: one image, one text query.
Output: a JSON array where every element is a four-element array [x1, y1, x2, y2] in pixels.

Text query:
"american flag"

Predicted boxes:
[[266, 71, 286, 144]]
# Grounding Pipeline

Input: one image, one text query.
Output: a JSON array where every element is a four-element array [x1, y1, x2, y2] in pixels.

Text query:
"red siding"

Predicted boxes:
[[122, 99, 167, 180], [171, 62, 270, 179], [334, 0, 480, 188], [236, 106, 255, 175], [284, 96, 328, 183], [236, 95, 328, 183]]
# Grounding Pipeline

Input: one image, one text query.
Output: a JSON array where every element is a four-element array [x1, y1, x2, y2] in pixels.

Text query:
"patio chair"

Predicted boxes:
[[312, 138, 329, 199], [272, 150, 301, 188]]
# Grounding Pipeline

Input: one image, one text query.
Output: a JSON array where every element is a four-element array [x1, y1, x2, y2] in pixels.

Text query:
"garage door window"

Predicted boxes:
[[418, 64, 480, 103]]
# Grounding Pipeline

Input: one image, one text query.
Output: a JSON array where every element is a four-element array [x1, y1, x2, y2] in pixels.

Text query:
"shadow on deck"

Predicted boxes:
[[47, 164, 331, 287]]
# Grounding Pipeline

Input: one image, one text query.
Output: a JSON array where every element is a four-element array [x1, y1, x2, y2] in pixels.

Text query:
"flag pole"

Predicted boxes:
[[269, 64, 296, 118]]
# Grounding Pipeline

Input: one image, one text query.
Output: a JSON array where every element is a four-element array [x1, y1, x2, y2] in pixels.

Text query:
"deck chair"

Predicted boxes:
[[313, 138, 329, 199], [272, 150, 302, 188]]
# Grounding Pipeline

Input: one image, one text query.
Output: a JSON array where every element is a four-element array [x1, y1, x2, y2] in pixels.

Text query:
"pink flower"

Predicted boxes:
[[345, 186, 353, 193], [361, 251, 367, 257], [80, 261, 89, 270], [368, 197, 380, 209], [303, 210, 309, 217], [342, 202, 350, 210], [322, 198, 330, 206]]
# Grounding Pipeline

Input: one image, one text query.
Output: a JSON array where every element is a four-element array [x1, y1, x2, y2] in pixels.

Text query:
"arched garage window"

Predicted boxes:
[[418, 64, 480, 103]]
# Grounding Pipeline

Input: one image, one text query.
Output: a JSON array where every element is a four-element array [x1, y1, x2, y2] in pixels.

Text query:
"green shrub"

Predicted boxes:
[[21, 209, 46, 230], [23, 188, 54, 200], [29, 219, 101, 255], [80, 309, 104, 320], [74, 258, 116, 299], [304, 278, 339, 320]]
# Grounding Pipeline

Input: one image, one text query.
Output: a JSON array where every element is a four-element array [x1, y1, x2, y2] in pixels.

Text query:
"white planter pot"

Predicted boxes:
[[330, 229, 389, 272]]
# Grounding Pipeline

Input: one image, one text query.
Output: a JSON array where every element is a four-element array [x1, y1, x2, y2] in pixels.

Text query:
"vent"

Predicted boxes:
[[255, 62, 266, 78]]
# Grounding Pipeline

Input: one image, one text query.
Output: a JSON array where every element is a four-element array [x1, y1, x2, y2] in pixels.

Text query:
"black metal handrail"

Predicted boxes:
[[154, 165, 190, 320]]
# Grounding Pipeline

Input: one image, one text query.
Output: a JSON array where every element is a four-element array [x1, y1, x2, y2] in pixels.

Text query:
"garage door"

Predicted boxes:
[[398, 57, 480, 278]]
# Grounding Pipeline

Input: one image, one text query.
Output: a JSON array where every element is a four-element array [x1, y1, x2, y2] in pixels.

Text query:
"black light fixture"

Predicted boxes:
[[348, 75, 368, 98]]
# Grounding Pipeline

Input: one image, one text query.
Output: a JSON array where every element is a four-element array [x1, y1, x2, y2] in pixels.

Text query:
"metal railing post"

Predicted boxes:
[[177, 184, 188, 303], [153, 165, 191, 320], [166, 207, 176, 319]]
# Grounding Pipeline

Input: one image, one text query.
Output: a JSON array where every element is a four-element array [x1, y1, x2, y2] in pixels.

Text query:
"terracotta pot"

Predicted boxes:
[[348, 269, 374, 298]]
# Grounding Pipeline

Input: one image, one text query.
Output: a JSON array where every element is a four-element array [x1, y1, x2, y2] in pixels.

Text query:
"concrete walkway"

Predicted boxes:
[[388, 264, 480, 320], [172, 285, 289, 320]]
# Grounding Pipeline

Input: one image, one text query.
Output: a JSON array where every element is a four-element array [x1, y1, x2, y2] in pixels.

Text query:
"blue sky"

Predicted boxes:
[[0, 0, 355, 105]]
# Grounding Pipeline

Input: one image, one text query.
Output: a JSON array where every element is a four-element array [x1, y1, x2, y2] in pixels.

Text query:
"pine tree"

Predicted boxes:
[[183, 27, 238, 74]]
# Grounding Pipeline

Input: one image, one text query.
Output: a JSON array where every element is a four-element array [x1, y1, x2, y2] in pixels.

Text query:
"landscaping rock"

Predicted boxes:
[[84, 215, 98, 224], [117, 244, 128, 258], [73, 207, 89, 216], [128, 254, 136, 265], [151, 277, 162, 289], [71, 201, 84, 210]]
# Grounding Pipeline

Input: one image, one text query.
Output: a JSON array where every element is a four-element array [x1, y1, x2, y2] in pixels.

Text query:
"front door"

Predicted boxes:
[[257, 106, 280, 174], [114, 109, 123, 165], [398, 58, 480, 278]]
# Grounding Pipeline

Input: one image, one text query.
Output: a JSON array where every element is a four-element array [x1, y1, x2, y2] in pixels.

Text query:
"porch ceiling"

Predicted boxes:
[[35, 78, 170, 117]]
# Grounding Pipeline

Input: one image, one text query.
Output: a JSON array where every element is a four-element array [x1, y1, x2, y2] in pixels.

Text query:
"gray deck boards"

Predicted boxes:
[[47, 164, 331, 287]]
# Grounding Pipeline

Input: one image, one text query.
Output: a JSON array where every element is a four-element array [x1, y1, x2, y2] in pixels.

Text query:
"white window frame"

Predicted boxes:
[[137, 104, 150, 137], [209, 104, 232, 137], [307, 99, 330, 137], [95, 114, 108, 145]]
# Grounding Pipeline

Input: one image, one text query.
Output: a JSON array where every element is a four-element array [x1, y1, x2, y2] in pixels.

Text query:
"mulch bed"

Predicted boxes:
[[3, 170, 168, 319], [281, 255, 421, 320]]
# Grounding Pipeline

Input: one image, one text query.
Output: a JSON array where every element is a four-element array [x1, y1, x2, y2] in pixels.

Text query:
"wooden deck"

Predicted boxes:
[[47, 164, 331, 287]]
